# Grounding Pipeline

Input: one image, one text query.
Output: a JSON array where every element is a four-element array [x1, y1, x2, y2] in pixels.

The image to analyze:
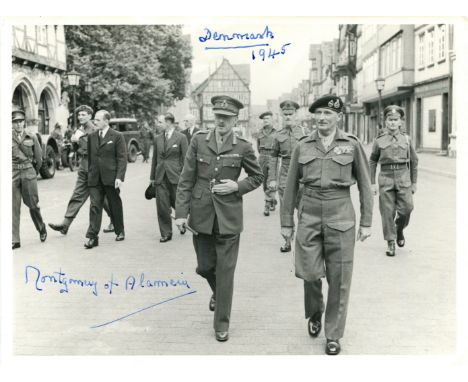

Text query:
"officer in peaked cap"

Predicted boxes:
[[175, 94, 263, 342], [369, 105, 418, 257], [281, 94, 373, 355], [12, 108, 47, 249], [268, 99, 307, 253], [257, 111, 278, 216]]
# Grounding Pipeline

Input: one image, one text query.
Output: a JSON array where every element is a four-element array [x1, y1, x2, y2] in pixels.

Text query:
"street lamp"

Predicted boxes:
[[375, 77, 386, 130], [85, 82, 92, 93], [67, 69, 80, 129]]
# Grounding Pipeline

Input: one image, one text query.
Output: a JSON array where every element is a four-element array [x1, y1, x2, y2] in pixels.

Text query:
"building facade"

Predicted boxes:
[[12, 25, 67, 135], [190, 58, 251, 136]]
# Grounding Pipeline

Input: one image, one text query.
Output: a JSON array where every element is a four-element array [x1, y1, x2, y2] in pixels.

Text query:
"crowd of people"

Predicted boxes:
[[12, 93, 418, 355]]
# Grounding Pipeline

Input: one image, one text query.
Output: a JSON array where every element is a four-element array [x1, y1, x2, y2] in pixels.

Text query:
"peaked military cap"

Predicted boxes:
[[211, 95, 244, 116], [309, 95, 344, 113], [384, 105, 404, 118], [12, 108, 26, 121], [280, 100, 300, 111], [75, 105, 94, 115], [259, 111, 273, 119]]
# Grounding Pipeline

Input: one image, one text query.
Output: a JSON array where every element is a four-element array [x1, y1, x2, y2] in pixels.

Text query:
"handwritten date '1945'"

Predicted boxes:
[[252, 43, 291, 61]]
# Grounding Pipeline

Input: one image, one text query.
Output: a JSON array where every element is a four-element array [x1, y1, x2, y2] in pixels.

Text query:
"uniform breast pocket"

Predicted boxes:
[[330, 155, 353, 181], [221, 157, 242, 177], [397, 142, 409, 160], [298, 155, 320, 181], [196, 154, 212, 176]]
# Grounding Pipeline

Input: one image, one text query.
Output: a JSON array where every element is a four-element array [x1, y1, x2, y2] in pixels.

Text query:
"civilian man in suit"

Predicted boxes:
[[150, 112, 188, 242], [84, 110, 127, 249], [182, 113, 200, 144], [175, 95, 263, 342]]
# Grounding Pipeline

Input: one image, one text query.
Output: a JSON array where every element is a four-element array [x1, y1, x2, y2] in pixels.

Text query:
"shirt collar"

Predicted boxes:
[[165, 127, 175, 138], [100, 126, 110, 137]]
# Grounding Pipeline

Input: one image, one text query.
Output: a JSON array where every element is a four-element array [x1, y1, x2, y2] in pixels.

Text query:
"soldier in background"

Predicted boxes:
[[268, 100, 307, 252], [281, 95, 373, 355], [139, 120, 154, 163], [12, 109, 47, 249], [256, 111, 277, 216], [369, 105, 418, 257]]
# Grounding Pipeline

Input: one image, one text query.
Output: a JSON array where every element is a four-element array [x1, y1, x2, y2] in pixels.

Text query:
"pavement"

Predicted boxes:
[[13, 151, 456, 355]]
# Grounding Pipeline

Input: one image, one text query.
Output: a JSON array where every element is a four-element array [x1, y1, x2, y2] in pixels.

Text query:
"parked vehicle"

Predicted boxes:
[[35, 133, 60, 179], [109, 118, 142, 163]]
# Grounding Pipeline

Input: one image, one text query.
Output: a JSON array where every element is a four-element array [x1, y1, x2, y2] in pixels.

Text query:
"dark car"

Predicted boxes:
[[109, 118, 142, 162]]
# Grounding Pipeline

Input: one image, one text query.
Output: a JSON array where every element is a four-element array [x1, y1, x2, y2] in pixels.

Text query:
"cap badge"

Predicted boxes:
[[334, 100, 340, 108], [219, 100, 228, 108], [328, 100, 334, 107]]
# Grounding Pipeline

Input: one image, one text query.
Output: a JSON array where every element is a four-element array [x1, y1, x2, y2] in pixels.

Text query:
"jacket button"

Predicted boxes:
[[215, 168, 218, 171], [217, 156, 220, 160]]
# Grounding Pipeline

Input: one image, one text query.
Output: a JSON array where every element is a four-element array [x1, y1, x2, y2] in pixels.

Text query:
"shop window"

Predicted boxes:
[[428, 109, 436, 132]]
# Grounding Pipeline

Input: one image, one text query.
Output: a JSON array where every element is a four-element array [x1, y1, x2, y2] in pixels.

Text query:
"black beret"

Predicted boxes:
[[384, 105, 404, 118], [211, 95, 244, 116], [309, 95, 344, 113], [259, 111, 273, 119], [280, 100, 300, 111], [75, 105, 94, 115]]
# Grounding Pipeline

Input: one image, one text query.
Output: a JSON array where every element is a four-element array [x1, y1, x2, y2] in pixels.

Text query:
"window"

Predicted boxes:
[[428, 109, 436, 132], [418, 33, 425, 68], [438, 24, 446, 61], [427, 29, 435, 65]]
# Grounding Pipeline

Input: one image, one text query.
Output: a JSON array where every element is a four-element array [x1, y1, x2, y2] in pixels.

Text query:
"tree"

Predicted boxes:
[[64, 25, 192, 118]]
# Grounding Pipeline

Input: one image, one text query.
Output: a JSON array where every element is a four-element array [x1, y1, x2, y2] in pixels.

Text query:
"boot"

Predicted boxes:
[[386, 240, 396, 257], [270, 199, 277, 211], [264, 201, 270, 216]]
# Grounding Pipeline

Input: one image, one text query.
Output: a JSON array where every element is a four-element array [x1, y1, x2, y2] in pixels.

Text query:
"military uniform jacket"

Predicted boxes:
[[268, 125, 307, 185], [369, 131, 418, 187], [256, 126, 276, 153], [150, 130, 188, 185], [12, 131, 42, 170], [175, 130, 264, 235], [77, 120, 96, 172], [87, 128, 128, 187], [281, 129, 373, 228]]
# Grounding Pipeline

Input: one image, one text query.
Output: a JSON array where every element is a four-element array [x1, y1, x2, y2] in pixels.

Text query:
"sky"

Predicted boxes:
[[183, 20, 340, 106]]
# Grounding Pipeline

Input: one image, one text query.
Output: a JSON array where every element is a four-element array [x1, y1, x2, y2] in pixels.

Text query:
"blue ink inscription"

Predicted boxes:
[[252, 43, 291, 61], [198, 26, 274, 43], [125, 272, 191, 290]]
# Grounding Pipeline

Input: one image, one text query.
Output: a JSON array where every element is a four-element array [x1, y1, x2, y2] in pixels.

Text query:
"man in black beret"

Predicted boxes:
[[369, 105, 418, 256], [268, 100, 307, 252], [281, 95, 373, 355], [256, 111, 278, 216]]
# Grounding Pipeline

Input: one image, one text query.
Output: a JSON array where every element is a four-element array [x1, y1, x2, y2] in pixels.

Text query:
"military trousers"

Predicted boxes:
[[192, 216, 240, 332], [295, 188, 356, 340], [259, 154, 276, 203], [64, 167, 113, 227], [87, 179, 124, 238], [379, 186, 413, 241], [142, 139, 152, 161], [155, 175, 178, 237], [12, 167, 45, 244]]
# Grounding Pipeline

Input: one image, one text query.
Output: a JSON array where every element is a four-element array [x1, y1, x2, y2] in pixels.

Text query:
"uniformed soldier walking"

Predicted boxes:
[[12, 109, 47, 249], [256, 111, 277, 216], [280, 95, 373, 355], [369, 105, 418, 257], [175, 95, 263, 342], [140, 120, 154, 163], [268, 100, 307, 252], [49, 105, 114, 235]]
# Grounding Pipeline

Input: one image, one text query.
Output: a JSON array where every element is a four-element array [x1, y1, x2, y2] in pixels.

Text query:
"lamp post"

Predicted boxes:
[[375, 77, 386, 132], [67, 69, 80, 129]]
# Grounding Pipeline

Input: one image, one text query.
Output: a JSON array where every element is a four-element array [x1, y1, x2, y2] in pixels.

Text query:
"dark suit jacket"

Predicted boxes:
[[182, 127, 200, 144], [87, 127, 128, 187], [175, 130, 264, 235], [150, 130, 188, 185]]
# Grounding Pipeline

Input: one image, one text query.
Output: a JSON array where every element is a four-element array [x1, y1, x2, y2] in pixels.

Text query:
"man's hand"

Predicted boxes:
[[211, 179, 238, 195], [372, 184, 378, 196], [115, 179, 123, 189], [175, 218, 188, 232], [269, 180, 277, 191], [357, 226, 371, 242], [411, 183, 417, 194], [281, 227, 294, 239]]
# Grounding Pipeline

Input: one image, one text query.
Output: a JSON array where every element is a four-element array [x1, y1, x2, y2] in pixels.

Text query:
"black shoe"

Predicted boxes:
[[270, 199, 277, 211], [209, 295, 216, 312], [396, 228, 405, 247], [325, 339, 341, 355], [180, 226, 186, 235], [39, 226, 47, 242], [263, 205, 270, 216], [386, 240, 396, 257], [103, 223, 115, 233], [215, 331, 229, 342], [115, 233, 125, 241], [160, 235, 172, 243], [84, 237, 99, 249], [280, 243, 291, 253], [12, 242, 21, 250], [48, 223, 69, 235], [308, 312, 322, 338]]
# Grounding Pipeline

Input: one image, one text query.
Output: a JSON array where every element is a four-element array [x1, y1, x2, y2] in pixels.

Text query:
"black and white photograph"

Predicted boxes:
[[1, 7, 467, 382]]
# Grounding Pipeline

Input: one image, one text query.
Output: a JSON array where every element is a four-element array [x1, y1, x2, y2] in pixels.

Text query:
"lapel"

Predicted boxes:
[[165, 131, 177, 152], [218, 132, 234, 155], [205, 130, 218, 154], [309, 131, 326, 154], [13, 132, 23, 144], [325, 129, 347, 154], [99, 128, 113, 148]]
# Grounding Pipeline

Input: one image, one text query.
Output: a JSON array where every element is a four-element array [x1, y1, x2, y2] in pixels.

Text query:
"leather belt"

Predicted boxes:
[[381, 163, 408, 171], [302, 186, 350, 200], [12, 163, 33, 170]]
